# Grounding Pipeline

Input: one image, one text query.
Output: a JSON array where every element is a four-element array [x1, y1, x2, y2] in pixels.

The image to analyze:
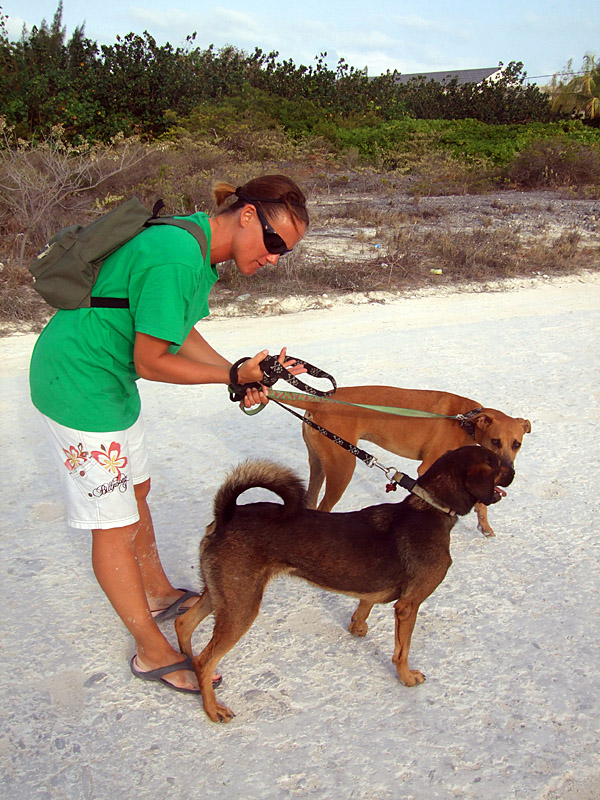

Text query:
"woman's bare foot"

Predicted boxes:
[[149, 589, 199, 618]]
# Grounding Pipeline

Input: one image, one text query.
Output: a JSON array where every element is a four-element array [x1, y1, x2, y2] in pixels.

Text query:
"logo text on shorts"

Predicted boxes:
[[89, 475, 129, 497]]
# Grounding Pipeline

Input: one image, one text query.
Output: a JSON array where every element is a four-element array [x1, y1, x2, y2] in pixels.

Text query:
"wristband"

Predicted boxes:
[[228, 357, 263, 402]]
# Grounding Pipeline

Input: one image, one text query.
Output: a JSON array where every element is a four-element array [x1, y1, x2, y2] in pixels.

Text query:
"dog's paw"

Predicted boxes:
[[348, 619, 369, 637], [205, 701, 236, 723], [398, 669, 426, 687]]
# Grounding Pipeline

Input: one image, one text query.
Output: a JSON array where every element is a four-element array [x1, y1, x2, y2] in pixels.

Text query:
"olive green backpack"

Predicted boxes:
[[30, 197, 208, 309]]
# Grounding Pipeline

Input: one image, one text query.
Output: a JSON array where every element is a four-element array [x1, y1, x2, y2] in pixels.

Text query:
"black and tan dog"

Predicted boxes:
[[276, 385, 531, 537], [175, 445, 514, 723]]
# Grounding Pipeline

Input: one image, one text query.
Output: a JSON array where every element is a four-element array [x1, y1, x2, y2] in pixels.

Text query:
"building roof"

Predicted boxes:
[[394, 67, 503, 86]]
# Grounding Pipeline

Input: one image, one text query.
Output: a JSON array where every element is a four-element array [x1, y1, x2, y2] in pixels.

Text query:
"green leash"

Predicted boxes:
[[266, 388, 458, 420], [238, 387, 466, 421], [237, 388, 480, 430]]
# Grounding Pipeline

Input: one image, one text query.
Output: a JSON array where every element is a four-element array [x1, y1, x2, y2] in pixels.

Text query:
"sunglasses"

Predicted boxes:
[[242, 198, 291, 255]]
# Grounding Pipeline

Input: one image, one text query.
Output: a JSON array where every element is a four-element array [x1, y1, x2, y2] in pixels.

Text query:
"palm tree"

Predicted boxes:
[[550, 53, 600, 121]]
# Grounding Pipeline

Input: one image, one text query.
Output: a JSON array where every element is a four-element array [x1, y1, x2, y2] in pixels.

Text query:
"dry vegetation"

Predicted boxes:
[[1, 142, 599, 333], [211, 169, 599, 314]]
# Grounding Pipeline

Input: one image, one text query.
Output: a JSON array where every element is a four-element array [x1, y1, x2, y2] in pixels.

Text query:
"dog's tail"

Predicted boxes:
[[213, 459, 307, 525]]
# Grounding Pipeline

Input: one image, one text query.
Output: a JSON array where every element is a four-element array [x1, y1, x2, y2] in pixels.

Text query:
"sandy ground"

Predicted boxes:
[[1, 273, 599, 800]]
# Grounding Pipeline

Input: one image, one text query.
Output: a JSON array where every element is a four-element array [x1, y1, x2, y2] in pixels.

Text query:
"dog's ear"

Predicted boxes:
[[517, 418, 532, 434], [464, 462, 497, 505], [474, 414, 493, 431]]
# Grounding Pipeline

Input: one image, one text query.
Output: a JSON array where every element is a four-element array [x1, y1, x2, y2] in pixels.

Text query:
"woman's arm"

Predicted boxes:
[[176, 326, 232, 369], [134, 330, 266, 386], [133, 328, 303, 406]]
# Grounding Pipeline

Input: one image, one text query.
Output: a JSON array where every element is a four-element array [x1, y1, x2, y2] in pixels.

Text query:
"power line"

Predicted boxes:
[[526, 70, 590, 80]]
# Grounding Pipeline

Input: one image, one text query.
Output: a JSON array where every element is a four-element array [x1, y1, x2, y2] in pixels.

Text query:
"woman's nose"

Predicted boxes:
[[266, 253, 280, 266]]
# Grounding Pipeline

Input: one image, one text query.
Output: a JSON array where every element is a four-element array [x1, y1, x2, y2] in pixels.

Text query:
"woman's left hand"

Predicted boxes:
[[276, 347, 307, 377]]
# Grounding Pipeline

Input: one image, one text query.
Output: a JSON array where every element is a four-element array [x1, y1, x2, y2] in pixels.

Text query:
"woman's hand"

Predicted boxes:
[[236, 350, 268, 407], [276, 347, 307, 377], [236, 347, 306, 408], [236, 350, 268, 385]]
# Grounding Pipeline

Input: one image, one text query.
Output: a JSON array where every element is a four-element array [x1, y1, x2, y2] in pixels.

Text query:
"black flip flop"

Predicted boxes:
[[130, 655, 223, 694], [151, 589, 200, 623]]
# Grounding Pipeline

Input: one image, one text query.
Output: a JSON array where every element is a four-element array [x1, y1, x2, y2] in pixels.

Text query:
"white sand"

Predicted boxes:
[[1, 274, 599, 800]]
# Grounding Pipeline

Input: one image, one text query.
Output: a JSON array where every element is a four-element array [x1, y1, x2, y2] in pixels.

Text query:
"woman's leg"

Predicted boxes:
[[91, 519, 199, 690], [132, 479, 197, 613]]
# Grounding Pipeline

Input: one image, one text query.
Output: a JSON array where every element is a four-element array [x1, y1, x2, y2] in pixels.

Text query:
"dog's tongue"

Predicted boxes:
[[493, 486, 507, 501]]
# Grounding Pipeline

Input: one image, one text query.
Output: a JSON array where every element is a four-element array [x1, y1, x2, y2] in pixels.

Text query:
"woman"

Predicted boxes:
[[29, 174, 309, 694]]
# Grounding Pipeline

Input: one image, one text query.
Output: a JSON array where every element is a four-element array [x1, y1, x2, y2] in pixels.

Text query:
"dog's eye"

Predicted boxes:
[[513, 440, 521, 450], [490, 439, 501, 448]]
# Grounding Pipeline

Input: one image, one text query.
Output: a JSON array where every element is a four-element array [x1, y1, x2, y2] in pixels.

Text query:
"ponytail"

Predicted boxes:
[[213, 174, 309, 231]]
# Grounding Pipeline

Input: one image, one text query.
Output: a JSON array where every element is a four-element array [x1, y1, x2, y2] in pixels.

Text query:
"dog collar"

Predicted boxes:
[[387, 471, 457, 517], [456, 407, 483, 441]]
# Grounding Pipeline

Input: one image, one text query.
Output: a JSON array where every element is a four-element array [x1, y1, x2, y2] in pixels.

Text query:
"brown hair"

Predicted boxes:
[[213, 174, 309, 232]]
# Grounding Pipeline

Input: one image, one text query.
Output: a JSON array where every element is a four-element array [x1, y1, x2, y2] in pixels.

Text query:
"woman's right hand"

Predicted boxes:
[[236, 347, 306, 408], [236, 350, 269, 407], [236, 350, 269, 386]]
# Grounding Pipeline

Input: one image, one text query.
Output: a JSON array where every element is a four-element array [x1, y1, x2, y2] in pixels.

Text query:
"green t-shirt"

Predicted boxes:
[[29, 212, 216, 431]]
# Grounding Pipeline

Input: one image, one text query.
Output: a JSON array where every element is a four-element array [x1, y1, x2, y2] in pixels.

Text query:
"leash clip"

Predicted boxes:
[[384, 466, 401, 483], [370, 459, 402, 491], [370, 459, 398, 481]]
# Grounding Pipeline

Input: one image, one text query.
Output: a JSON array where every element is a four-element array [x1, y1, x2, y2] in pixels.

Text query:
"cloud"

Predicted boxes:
[[5, 15, 28, 39], [128, 7, 186, 32], [391, 14, 448, 32], [211, 5, 265, 42], [128, 4, 278, 49]]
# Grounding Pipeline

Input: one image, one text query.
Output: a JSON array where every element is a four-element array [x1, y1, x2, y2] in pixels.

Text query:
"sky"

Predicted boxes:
[[2, 0, 599, 84]]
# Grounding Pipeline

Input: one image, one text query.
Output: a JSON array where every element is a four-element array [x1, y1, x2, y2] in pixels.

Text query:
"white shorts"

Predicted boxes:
[[39, 412, 150, 530]]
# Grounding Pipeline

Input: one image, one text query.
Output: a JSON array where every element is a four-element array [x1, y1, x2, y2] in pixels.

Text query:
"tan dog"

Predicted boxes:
[[274, 386, 531, 536], [175, 446, 514, 723]]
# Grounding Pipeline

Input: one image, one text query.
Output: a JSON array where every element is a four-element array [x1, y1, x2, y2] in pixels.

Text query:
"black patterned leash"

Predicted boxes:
[[227, 354, 336, 406]]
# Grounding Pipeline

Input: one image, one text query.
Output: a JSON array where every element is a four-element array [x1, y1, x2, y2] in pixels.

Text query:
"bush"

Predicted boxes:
[[505, 137, 600, 188]]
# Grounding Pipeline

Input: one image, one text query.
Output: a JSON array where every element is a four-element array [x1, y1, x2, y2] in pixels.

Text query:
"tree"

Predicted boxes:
[[1, 2, 94, 138], [550, 53, 600, 123], [395, 62, 551, 124]]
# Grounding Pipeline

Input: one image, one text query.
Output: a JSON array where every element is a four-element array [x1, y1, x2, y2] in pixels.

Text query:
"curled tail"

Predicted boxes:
[[213, 459, 306, 525]]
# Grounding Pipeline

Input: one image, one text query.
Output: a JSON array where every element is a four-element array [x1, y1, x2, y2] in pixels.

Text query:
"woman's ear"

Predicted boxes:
[[239, 204, 256, 229]]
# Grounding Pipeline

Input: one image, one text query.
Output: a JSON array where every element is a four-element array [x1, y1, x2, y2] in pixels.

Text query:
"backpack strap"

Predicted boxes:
[[91, 216, 209, 308], [90, 297, 130, 308], [145, 217, 208, 260]]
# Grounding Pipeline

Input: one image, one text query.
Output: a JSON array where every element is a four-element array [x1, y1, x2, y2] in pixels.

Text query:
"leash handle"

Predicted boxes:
[[227, 354, 337, 404], [227, 357, 264, 403], [260, 354, 336, 396]]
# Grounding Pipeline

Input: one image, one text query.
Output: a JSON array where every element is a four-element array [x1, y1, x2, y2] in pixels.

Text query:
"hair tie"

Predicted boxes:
[[234, 187, 242, 197]]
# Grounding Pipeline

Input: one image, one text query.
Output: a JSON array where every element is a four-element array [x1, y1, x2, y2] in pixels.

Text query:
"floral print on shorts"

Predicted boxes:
[[64, 441, 128, 478]]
